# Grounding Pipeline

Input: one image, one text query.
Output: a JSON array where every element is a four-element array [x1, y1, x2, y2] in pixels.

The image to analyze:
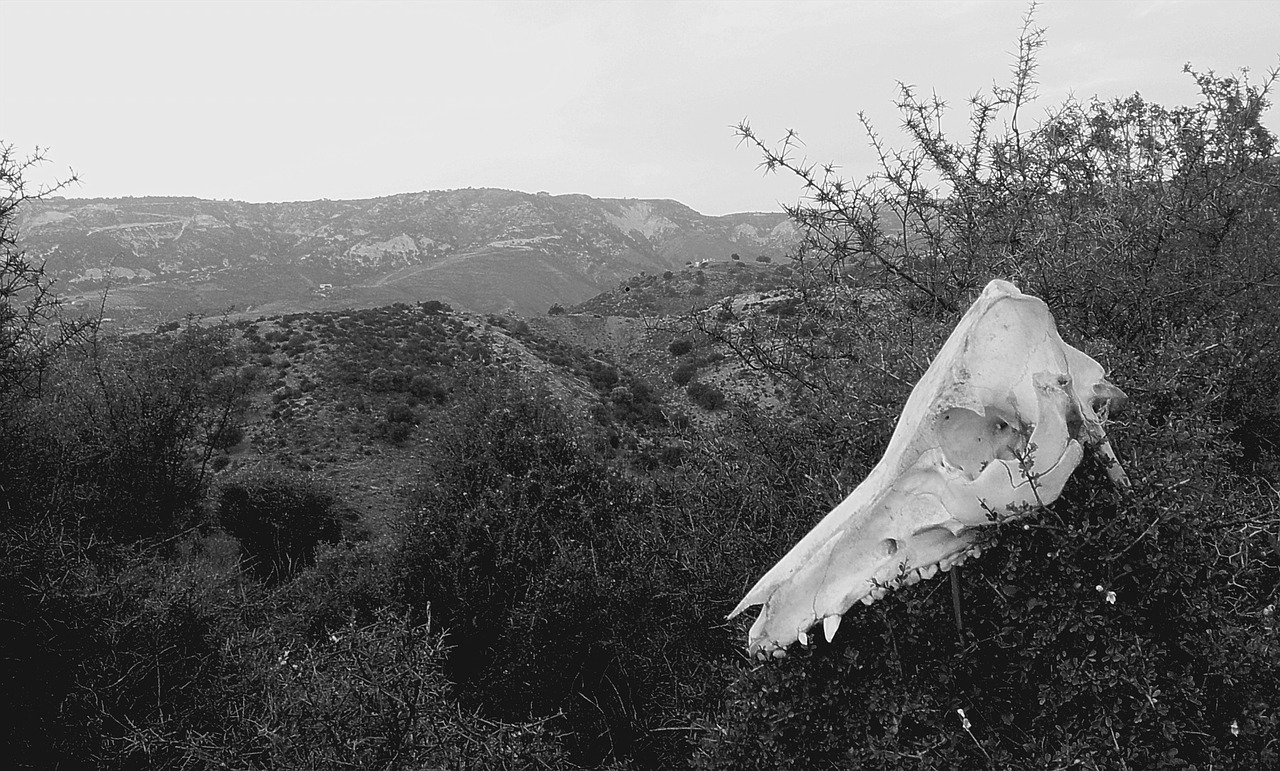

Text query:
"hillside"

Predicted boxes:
[[214, 299, 694, 527], [18, 189, 797, 324], [213, 261, 838, 534]]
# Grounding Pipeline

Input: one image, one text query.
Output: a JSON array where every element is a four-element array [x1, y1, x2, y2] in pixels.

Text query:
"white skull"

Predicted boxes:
[[729, 280, 1128, 655]]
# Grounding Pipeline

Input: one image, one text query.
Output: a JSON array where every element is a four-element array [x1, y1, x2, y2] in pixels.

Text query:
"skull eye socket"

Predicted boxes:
[[938, 406, 1027, 479]]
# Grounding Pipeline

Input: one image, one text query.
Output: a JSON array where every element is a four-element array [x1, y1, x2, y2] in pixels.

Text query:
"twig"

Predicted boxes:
[[951, 569, 965, 643]]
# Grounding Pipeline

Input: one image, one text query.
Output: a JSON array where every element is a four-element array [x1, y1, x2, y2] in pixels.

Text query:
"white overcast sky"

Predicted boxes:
[[2, 0, 1277, 215]]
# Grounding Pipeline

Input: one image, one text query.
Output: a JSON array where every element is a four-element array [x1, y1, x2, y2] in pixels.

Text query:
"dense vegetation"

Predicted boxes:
[[3, 20, 1278, 770]]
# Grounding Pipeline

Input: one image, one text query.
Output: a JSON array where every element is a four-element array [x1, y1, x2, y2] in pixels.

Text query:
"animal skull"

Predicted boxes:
[[729, 280, 1128, 655]]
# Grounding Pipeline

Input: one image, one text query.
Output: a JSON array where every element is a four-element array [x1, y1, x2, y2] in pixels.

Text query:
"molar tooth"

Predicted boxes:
[[969, 545, 982, 558], [771, 647, 787, 658], [920, 564, 939, 580], [860, 594, 875, 606], [823, 614, 842, 642]]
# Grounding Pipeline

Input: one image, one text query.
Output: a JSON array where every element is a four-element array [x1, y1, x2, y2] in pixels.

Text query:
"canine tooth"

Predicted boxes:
[[823, 614, 842, 642], [798, 630, 809, 647]]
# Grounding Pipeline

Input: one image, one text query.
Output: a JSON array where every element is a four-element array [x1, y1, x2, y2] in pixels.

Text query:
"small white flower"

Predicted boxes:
[[956, 708, 971, 730], [1095, 585, 1104, 592], [1230, 719, 1240, 737], [330, 634, 340, 643], [1105, 591, 1117, 604]]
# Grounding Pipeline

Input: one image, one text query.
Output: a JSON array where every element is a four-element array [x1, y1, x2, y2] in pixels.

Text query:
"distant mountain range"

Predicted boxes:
[[18, 189, 797, 323]]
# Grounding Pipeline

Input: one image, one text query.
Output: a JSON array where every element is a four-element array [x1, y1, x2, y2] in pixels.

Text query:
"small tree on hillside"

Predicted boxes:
[[0, 143, 85, 405]]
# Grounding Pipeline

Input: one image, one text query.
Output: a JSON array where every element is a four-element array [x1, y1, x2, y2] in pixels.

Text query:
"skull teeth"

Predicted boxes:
[[764, 547, 990, 656], [823, 614, 842, 642]]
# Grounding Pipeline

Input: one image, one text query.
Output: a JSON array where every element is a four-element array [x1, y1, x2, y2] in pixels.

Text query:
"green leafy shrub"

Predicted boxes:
[[398, 371, 722, 765], [367, 366, 400, 392], [9, 321, 252, 544], [384, 401, 416, 425], [2, 532, 247, 769], [268, 539, 399, 640], [377, 419, 413, 444], [672, 361, 698, 385], [218, 470, 342, 582], [408, 372, 446, 401], [687, 380, 726, 410], [122, 609, 567, 770]]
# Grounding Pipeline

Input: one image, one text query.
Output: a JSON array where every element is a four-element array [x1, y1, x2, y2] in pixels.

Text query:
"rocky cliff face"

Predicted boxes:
[[19, 189, 797, 321]]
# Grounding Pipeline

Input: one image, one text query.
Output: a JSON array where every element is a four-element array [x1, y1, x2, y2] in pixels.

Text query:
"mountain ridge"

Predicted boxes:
[[19, 187, 798, 323]]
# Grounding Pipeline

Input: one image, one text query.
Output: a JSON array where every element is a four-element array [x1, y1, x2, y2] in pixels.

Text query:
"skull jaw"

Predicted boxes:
[[740, 434, 1087, 655]]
